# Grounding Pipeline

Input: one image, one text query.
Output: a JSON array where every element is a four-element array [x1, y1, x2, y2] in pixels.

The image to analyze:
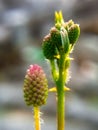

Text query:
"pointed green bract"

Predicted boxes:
[[60, 27, 70, 53]]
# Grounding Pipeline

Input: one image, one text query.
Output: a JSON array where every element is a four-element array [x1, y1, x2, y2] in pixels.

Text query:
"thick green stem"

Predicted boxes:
[[50, 51, 68, 130], [57, 86, 65, 130], [56, 52, 67, 130], [57, 53, 65, 130]]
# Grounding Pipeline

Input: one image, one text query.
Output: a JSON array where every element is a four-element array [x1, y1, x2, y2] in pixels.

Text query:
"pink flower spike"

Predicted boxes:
[[23, 64, 48, 107]]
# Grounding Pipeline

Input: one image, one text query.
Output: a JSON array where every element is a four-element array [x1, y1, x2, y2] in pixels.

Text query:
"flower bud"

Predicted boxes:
[[42, 34, 58, 59], [68, 24, 80, 45], [23, 64, 48, 107], [50, 27, 62, 51]]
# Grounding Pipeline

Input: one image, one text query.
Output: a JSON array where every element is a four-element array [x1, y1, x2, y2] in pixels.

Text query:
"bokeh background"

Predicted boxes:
[[0, 0, 98, 130]]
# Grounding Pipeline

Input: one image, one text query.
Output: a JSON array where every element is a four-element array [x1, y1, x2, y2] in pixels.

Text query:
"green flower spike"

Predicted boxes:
[[42, 34, 58, 59], [50, 27, 62, 51], [68, 24, 80, 46], [23, 64, 48, 107]]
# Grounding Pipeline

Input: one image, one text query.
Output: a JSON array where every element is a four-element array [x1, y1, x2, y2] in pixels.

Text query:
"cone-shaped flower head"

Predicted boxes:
[[23, 64, 48, 107]]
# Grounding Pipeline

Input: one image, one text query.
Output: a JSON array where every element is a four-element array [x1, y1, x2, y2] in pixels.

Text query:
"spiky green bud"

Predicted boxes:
[[68, 24, 80, 45], [23, 64, 48, 107], [42, 34, 58, 59]]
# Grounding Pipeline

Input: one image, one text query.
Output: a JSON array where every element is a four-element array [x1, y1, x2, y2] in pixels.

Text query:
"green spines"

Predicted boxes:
[[42, 34, 58, 59], [23, 64, 48, 107], [68, 24, 80, 45]]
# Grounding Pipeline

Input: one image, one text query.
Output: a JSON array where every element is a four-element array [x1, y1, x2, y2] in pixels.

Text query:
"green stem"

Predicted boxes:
[[50, 52, 68, 130], [57, 52, 67, 130], [56, 52, 67, 130], [57, 86, 65, 130]]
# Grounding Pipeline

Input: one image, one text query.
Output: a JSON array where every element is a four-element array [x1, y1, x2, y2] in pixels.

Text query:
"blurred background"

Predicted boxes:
[[0, 0, 98, 130]]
